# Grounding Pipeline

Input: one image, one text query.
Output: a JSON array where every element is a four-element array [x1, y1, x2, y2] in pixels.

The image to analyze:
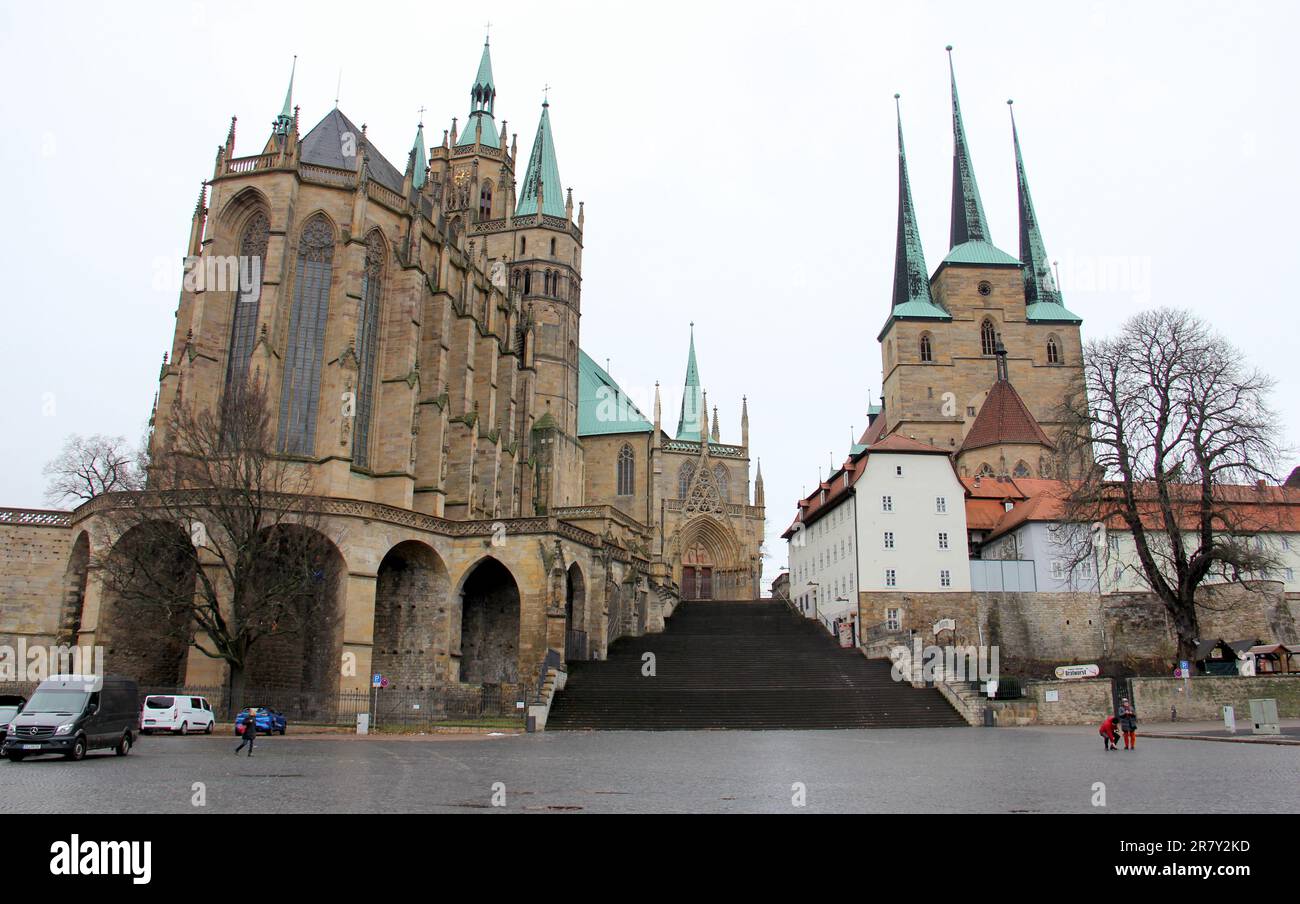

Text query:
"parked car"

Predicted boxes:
[[141, 694, 215, 735], [3, 675, 138, 761], [234, 707, 287, 735], [0, 695, 26, 746]]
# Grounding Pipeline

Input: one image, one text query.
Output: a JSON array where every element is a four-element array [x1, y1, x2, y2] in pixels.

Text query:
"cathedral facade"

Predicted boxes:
[[37, 39, 764, 701]]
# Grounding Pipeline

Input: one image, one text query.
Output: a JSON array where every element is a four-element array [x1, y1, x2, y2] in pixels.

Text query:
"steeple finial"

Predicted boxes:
[[1010, 100, 1066, 312], [276, 56, 297, 136], [890, 95, 936, 313], [947, 46, 991, 248], [457, 38, 501, 150], [675, 324, 704, 441]]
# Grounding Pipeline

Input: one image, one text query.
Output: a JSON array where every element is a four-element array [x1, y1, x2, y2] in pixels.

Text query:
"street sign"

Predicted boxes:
[[372, 674, 383, 688], [380, 677, 389, 689], [1054, 664, 1100, 680]]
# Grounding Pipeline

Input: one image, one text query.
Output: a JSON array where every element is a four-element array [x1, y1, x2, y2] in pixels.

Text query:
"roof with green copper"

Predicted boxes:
[[675, 326, 704, 441], [457, 41, 500, 149], [275, 57, 296, 133], [941, 240, 1020, 267], [515, 101, 566, 217], [578, 350, 652, 436], [1011, 103, 1082, 324], [410, 123, 427, 189], [947, 48, 993, 249]]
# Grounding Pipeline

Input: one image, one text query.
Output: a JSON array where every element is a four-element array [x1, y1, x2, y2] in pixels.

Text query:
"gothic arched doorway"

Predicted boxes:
[[565, 563, 587, 661], [458, 558, 520, 685]]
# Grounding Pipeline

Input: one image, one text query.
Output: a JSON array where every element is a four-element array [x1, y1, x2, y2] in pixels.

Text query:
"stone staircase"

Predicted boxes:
[[546, 599, 967, 730]]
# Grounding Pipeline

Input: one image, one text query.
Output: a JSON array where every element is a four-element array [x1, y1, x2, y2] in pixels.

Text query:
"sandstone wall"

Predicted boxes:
[[1131, 675, 1300, 723], [0, 520, 71, 648]]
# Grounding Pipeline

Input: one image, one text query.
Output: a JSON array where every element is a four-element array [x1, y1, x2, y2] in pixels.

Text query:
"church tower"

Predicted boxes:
[[875, 49, 1084, 478]]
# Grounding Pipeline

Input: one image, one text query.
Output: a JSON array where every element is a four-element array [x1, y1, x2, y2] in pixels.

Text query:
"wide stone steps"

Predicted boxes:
[[547, 599, 966, 731]]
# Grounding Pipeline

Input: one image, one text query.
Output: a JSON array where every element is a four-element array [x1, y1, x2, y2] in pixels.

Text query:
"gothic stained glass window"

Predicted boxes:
[[712, 463, 729, 501], [224, 211, 269, 399], [980, 319, 997, 356], [278, 214, 335, 456], [616, 444, 634, 496], [919, 332, 933, 363], [353, 231, 385, 470], [678, 461, 697, 499]]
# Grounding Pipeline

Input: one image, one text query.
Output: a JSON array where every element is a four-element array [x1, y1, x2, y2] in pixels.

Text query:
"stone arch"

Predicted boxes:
[[456, 556, 520, 685], [675, 514, 746, 600], [241, 524, 346, 697], [98, 521, 197, 687], [216, 185, 272, 235], [59, 531, 91, 645], [373, 540, 451, 690], [565, 562, 587, 661]]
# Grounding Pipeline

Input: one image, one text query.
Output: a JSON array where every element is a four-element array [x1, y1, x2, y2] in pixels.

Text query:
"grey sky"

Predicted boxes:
[[1, 1, 1296, 590]]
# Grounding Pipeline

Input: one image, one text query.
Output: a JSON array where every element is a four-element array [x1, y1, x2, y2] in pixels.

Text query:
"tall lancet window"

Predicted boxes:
[[919, 332, 933, 363], [224, 211, 270, 399], [278, 214, 335, 456], [616, 444, 635, 496], [980, 319, 997, 357], [353, 231, 385, 469]]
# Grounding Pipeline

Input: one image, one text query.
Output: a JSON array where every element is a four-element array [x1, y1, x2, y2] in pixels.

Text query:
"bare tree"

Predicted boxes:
[[1055, 309, 1288, 662], [43, 434, 143, 506], [95, 376, 341, 715]]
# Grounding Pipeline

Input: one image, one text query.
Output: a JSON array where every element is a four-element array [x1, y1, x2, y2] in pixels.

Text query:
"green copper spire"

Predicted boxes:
[[1010, 101, 1082, 324], [675, 323, 704, 441], [275, 56, 297, 135], [515, 98, 566, 218], [947, 46, 991, 248], [410, 120, 427, 190], [457, 39, 500, 149], [890, 95, 945, 318]]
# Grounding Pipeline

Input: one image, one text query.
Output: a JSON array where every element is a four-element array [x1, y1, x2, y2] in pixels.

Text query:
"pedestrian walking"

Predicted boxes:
[[234, 707, 259, 757], [1118, 698, 1137, 750], [1098, 713, 1119, 751]]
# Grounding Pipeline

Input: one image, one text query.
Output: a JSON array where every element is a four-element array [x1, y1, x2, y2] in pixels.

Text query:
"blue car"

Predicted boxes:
[[233, 708, 287, 736]]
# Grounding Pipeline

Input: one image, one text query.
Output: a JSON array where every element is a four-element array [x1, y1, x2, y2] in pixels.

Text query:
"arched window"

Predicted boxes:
[[919, 332, 933, 363], [523, 270, 531, 295], [980, 319, 997, 356], [520, 236, 527, 255], [353, 230, 385, 469], [278, 213, 335, 455], [617, 444, 635, 496], [550, 237, 557, 256], [448, 216, 462, 245], [478, 181, 493, 219], [1013, 460, 1031, 479], [712, 463, 730, 501], [224, 210, 269, 400], [1046, 335, 1061, 365], [976, 462, 995, 478], [678, 461, 697, 498]]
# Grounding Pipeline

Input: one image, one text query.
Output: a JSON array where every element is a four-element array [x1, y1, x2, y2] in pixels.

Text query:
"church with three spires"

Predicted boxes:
[[865, 48, 1086, 480]]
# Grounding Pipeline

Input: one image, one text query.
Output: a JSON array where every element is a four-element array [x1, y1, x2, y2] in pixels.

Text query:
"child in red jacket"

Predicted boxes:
[[1099, 714, 1119, 750]]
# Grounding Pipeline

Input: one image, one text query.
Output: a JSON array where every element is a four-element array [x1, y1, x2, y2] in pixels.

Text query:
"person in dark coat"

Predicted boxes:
[[1118, 698, 1138, 750], [234, 707, 259, 756], [1099, 714, 1120, 750]]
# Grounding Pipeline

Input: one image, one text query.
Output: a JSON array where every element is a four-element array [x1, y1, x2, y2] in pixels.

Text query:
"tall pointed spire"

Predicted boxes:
[[457, 38, 500, 149], [410, 119, 428, 190], [275, 56, 297, 136], [1009, 101, 1080, 322], [515, 96, 565, 217], [890, 94, 939, 315], [675, 323, 704, 441], [947, 46, 991, 248]]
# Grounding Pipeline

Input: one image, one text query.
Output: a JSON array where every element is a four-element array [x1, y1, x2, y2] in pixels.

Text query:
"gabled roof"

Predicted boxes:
[[867, 433, 951, 455], [960, 379, 1054, 452], [515, 101, 565, 217], [300, 108, 405, 194], [577, 349, 652, 436]]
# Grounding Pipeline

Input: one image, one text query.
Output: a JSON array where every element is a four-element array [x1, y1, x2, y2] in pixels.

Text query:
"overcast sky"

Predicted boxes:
[[1, 1, 1297, 588]]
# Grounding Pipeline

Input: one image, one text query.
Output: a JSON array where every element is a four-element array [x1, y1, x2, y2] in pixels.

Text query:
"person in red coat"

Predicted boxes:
[[1099, 714, 1119, 751]]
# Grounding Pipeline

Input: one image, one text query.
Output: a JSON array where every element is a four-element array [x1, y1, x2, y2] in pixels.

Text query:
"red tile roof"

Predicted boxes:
[[959, 379, 1054, 452]]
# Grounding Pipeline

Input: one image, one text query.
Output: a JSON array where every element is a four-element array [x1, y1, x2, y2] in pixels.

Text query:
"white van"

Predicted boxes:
[[140, 695, 215, 735]]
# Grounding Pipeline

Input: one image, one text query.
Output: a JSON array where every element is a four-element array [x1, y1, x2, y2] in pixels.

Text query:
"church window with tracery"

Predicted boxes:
[[353, 231, 385, 469], [980, 319, 997, 356], [919, 332, 933, 363], [224, 210, 269, 400], [278, 214, 334, 455], [617, 444, 635, 496]]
